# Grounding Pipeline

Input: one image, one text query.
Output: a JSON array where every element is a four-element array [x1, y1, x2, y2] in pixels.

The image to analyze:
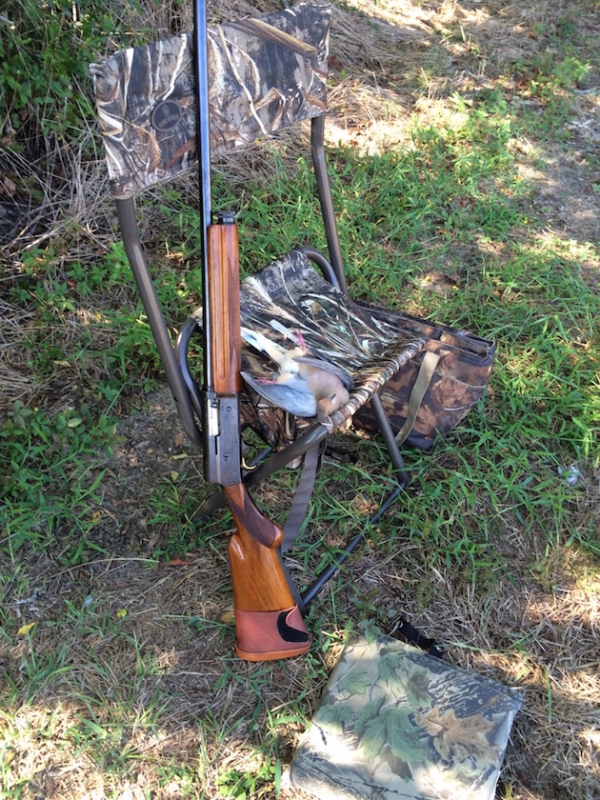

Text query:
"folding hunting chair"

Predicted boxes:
[[91, 2, 492, 659]]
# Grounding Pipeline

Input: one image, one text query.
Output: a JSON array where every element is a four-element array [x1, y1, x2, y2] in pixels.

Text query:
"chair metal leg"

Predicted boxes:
[[298, 246, 341, 290], [301, 478, 407, 606], [311, 116, 347, 295], [369, 392, 410, 483], [300, 392, 410, 606], [117, 198, 202, 448]]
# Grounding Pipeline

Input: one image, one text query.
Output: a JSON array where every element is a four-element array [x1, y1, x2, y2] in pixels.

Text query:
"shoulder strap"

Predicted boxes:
[[281, 442, 323, 553], [394, 350, 441, 445]]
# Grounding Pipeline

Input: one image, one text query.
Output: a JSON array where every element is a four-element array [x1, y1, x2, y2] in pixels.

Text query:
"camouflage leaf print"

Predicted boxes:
[[289, 634, 522, 800], [336, 668, 372, 698], [414, 706, 500, 763], [353, 697, 386, 739], [360, 715, 389, 761], [91, 4, 331, 198], [317, 701, 355, 730], [376, 649, 404, 684], [403, 669, 432, 706], [383, 707, 423, 762]]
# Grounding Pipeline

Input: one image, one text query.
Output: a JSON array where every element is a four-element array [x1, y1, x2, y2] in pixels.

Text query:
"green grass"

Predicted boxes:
[[0, 402, 116, 561], [2, 0, 600, 797]]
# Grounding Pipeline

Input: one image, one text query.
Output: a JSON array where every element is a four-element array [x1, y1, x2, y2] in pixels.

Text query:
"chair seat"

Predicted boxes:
[[94, 2, 494, 660], [230, 250, 425, 444]]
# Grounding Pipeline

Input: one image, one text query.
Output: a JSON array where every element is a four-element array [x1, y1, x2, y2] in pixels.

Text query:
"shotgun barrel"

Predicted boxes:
[[193, 0, 310, 661]]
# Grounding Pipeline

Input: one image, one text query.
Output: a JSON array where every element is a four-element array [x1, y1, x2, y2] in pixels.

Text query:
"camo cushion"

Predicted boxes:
[[91, 4, 331, 198], [290, 634, 522, 800]]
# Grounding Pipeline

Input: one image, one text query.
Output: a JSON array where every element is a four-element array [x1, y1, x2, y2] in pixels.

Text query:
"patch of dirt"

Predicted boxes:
[[93, 388, 205, 555], [517, 143, 600, 263]]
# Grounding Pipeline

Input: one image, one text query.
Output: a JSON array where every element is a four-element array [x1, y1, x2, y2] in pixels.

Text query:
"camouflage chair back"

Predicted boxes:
[[91, 3, 493, 609]]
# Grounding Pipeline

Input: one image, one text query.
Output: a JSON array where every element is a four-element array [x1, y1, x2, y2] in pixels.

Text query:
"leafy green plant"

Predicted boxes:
[[0, 401, 115, 558], [217, 760, 279, 800], [0, 0, 154, 145]]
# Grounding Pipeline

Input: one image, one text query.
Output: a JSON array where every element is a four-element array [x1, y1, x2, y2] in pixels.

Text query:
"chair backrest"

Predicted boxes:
[[91, 3, 331, 199]]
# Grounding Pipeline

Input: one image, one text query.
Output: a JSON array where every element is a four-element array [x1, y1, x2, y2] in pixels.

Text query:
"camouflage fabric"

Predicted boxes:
[[352, 310, 495, 450], [90, 4, 331, 198], [289, 634, 522, 800], [191, 250, 426, 446], [193, 249, 490, 450]]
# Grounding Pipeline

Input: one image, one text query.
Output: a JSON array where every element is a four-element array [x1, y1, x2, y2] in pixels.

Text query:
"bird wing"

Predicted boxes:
[[241, 372, 318, 418], [240, 328, 287, 366]]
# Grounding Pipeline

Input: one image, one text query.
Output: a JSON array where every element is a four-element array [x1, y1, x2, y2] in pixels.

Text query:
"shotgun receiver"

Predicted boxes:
[[204, 215, 311, 661]]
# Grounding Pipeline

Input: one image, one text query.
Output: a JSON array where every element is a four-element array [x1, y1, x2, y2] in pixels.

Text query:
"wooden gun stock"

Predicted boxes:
[[207, 218, 310, 661]]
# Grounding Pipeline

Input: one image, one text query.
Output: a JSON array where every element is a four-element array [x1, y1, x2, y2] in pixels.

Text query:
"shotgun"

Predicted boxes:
[[204, 214, 310, 661], [192, 0, 309, 661]]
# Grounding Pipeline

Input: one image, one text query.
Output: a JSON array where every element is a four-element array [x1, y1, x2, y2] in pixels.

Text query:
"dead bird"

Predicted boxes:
[[240, 328, 353, 422]]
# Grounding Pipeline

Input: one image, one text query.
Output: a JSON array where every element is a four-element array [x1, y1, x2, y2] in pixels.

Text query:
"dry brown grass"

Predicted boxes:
[[3, 414, 599, 798]]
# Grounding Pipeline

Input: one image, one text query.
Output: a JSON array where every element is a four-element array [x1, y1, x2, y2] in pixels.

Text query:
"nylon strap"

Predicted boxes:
[[281, 443, 322, 553], [394, 350, 441, 445], [396, 617, 443, 659], [281, 350, 440, 550]]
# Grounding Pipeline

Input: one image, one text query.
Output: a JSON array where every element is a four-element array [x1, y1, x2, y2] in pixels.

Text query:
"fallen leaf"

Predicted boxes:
[[144, 534, 159, 552], [160, 558, 191, 568], [0, 176, 17, 196], [17, 622, 36, 635]]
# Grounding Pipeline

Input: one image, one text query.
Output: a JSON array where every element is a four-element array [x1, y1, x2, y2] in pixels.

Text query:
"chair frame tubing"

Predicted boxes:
[[114, 47, 410, 608]]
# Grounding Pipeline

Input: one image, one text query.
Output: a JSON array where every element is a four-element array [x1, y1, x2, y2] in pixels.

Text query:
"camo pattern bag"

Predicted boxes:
[[352, 308, 495, 451], [90, 3, 331, 198], [229, 251, 491, 450], [289, 634, 522, 800]]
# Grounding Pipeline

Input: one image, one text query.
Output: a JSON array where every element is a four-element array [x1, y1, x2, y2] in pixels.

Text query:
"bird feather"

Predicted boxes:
[[241, 371, 317, 417]]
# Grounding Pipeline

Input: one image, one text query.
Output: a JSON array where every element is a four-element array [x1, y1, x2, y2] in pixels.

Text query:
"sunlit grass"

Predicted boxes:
[[2, 0, 600, 797]]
